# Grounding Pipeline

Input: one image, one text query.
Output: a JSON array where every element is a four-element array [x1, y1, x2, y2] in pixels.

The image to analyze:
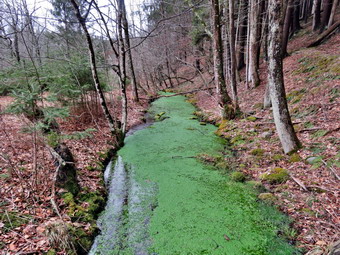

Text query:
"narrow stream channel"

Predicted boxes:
[[90, 95, 299, 255]]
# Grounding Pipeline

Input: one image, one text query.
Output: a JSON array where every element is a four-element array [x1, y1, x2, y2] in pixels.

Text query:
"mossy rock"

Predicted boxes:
[[261, 168, 289, 184], [231, 172, 246, 182], [289, 153, 302, 163], [250, 148, 265, 156], [258, 193, 277, 204]]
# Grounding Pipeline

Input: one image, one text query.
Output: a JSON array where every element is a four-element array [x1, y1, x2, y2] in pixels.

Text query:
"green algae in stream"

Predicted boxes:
[[111, 96, 298, 254]]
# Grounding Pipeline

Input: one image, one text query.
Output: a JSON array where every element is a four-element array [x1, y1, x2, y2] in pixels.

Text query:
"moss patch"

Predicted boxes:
[[250, 148, 265, 156], [261, 168, 290, 184], [289, 153, 302, 163], [258, 193, 277, 204]]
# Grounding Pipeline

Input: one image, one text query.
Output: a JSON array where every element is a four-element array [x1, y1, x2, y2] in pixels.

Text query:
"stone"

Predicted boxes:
[[306, 156, 319, 164], [260, 131, 273, 138]]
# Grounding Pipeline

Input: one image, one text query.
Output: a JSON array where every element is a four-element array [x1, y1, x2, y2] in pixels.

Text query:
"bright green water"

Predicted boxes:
[[97, 96, 299, 255]]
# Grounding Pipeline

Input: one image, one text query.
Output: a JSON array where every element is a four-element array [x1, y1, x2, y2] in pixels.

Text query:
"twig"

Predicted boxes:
[[298, 127, 323, 133], [322, 160, 340, 181], [155, 87, 214, 98], [50, 165, 63, 220], [290, 175, 308, 192], [5, 210, 13, 228], [171, 156, 197, 159]]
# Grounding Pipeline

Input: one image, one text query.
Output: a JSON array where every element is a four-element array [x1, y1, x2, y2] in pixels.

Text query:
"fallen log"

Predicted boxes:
[[154, 87, 215, 98], [307, 21, 340, 47]]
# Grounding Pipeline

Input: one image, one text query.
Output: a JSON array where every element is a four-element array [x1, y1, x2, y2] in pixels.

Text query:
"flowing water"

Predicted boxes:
[[90, 95, 299, 255]]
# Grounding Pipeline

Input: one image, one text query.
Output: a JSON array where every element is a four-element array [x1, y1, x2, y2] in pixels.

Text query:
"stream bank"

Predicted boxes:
[[91, 95, 299, 254]]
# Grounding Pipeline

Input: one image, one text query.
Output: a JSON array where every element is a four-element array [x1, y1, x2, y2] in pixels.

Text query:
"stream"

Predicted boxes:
[[90, 95, 299, 255]]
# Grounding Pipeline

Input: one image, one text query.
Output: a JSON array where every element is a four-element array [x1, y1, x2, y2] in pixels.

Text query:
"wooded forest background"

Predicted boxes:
[[0, 0, 339, 254]]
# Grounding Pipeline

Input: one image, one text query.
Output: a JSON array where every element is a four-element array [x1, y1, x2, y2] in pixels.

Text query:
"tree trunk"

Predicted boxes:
[[267, 0, 301, 154], [228, 0, 239, 109], [263, 83, 272, 108], [282, 0, 294, 57], [70, 0, 123, 147], [313, 0, 322, 30], [291, 0, 302, 35], [237, 0, 248, 70], [248, 0, 261, 88], [328, 0, 339, 27], [121, 0, 139, 102], [211, 0, 235, 119], [320, 0, 333, 32]]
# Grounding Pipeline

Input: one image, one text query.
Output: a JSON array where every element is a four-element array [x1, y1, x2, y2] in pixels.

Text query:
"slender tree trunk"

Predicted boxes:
[[267, 0, 301, 154], [320, 0, 333, 32], [237, 0, 248, 70], [117, 0, 128, 135], [282, 0, 294, 57], [121, 0, 139, 102], [211, 0, 234, 119], [313, 0, 322, 30], [70, 0, 123, 146], [291, 0, 302, 35], [248, 0, 261, 87], [228, 0, 239, 109], [328, 0, 339, 27]]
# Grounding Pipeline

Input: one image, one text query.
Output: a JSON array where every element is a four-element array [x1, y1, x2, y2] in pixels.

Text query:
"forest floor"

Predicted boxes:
[[0, 24, 339, 255], [0, 91, 149, 254]]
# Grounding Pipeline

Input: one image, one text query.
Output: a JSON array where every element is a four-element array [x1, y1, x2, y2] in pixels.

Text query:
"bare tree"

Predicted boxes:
[[70, 0, 124, 147], [267, 0, 301, 154], [121, 0, 139, 102], [211, 0, 234, 119]]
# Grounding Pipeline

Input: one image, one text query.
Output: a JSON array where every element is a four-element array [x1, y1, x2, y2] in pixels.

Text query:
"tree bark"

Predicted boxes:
[[237, 0, 248, 70], [291, 0, 302, 35], [121, 0, 139, 102], [248, 0, 261, 87], [117, 0, 128, 135], [282, 0, 294, 57], [267, 0, 301, 154], [312, 0, 322, 31], [320, 0, 333, 32], [263, 83, 272, 108], [328, 0, 339, 28], [211, 0, 235, 119], [228, 0, 239, 109]]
